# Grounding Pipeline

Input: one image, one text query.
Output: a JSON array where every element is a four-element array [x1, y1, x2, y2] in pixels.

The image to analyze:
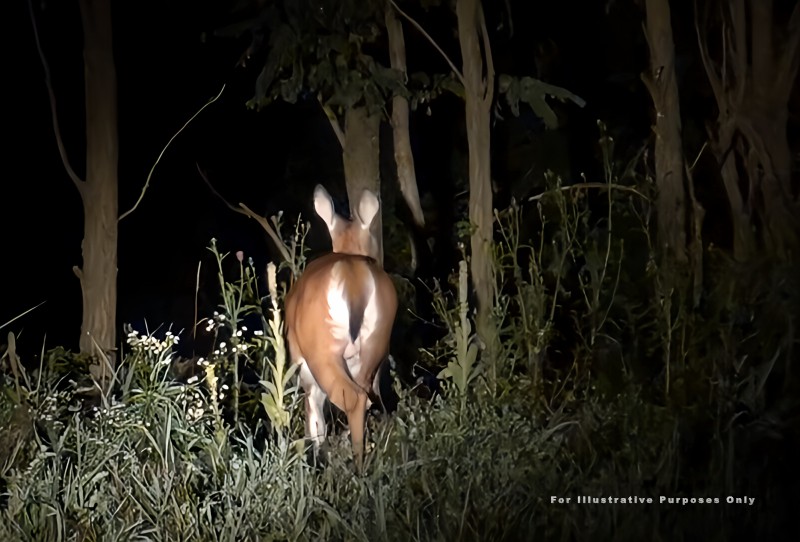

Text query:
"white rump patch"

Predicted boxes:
[[324, 261, 379, 381], [325, 262, 351, 349], [348, 275, 379, 380]]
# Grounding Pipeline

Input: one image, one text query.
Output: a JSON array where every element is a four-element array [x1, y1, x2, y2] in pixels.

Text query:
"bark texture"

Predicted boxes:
[[696, 0, 800, 260], [457, 0, 497, 363], [77, 0, 119, 380], [643, 0, 688, 263], [343, 106, 383, 264], [385, 3, 425, 228]]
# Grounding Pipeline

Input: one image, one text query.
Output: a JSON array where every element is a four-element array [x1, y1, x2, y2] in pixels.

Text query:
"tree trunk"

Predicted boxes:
[[456, 0, 497, 367], [343, 106, 383, 264], [642, 0, 688, 264], [696, 0, 799, 261], [745, 0, 799, 258], [77, 0, 119, 382], [385, 3, 425, 228], [714, 125, 756, 261]]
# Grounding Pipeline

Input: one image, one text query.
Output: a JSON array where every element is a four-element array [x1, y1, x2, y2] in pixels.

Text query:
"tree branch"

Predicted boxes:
[[317, 93, 345, 149], [119, 85, 225, 221], [527, 182, 649, 202], [503, 0, 514, 38], [0, 301, 47, 334], [196, 164, 293, 265], [27, 0, 85, 196], [694, 0, 724, 109], [386, 3, 425, 227], [478, 1, 495, 105], [390, 0, 466, 88], [750, 0, 774, 89], [777, 1, 800, 100], [730, 0, 747, 107]]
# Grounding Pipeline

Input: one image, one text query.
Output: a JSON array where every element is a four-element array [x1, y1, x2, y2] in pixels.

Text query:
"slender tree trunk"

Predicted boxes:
[[746, 0, 799, 257], [696, 0, 799, 260], [715, 126, 756, 260], [343, 106, 383, 264], [76, 0, 119, 381], [385, 3, 425, 228], [642, 0, 688, 264], [456, 0, 497, 368]]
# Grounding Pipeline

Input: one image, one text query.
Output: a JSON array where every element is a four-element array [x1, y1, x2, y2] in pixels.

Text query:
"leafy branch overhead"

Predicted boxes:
[[216, 0, 401, 112], [498, 75, 586, 129], [216, 0, 584, 128]]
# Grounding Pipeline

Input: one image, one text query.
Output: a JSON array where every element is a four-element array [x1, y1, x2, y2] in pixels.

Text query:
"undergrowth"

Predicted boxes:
[[1, 128, 797, 541]]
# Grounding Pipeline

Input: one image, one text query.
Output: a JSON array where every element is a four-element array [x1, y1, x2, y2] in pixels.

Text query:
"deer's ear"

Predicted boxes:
[[313, 185, 337, 231], [356, 189, 380, 229]]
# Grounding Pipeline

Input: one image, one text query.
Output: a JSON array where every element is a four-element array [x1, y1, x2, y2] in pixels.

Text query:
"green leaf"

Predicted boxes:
[[260, 380, 278, 396], [498, 74, 586, 129]]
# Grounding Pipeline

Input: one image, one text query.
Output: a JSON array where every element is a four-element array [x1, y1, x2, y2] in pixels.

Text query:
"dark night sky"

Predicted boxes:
[[3, 0, 678, 357]]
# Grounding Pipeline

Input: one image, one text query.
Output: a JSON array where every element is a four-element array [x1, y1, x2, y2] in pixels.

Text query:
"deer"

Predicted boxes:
[[284, 184, 398, 471]]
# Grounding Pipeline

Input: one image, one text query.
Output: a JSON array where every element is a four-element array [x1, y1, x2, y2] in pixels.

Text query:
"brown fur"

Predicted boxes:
[[284, 186, 398, 471]]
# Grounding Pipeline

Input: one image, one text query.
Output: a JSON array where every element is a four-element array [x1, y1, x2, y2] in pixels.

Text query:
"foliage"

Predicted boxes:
[[216, 0, 584, 130], [1, 129, 797, 540], [434, 260, 480, 403], [216, 0, 400, 112], [259, 262, 299, 434], [498, 74, 586, 129]]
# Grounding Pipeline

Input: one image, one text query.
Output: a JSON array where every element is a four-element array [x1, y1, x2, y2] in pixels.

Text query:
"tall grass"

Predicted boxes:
[[1, 127, 797, 540]]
